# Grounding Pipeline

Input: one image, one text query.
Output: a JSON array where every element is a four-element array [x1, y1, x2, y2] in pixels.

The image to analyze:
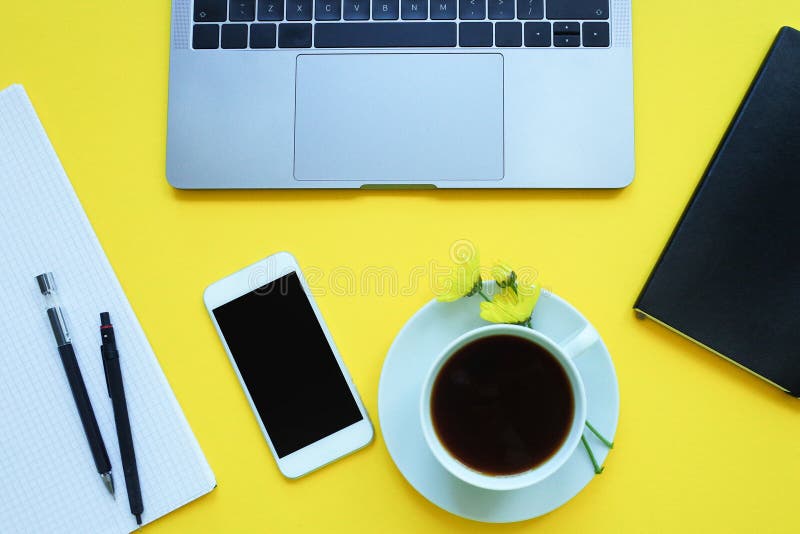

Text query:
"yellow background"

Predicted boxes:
[[3, 2, 800, 532]]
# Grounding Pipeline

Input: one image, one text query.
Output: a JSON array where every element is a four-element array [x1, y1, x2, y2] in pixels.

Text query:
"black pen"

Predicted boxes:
[[35, 273, 115, 496], [100, 312, 144, 526]]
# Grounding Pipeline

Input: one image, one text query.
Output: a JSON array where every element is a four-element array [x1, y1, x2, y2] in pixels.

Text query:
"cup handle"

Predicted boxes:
[[560, 324, 600, 360]]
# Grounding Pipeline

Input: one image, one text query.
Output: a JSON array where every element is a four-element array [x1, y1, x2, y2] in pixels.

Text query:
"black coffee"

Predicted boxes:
[[431, 334, 574, 476]]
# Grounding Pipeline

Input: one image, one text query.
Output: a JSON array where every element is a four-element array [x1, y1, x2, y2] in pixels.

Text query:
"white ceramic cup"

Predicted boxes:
[[420, 323, 597, 491]]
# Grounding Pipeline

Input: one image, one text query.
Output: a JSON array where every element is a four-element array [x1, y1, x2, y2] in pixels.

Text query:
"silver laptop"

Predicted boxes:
[[167, 0, 633, 188]]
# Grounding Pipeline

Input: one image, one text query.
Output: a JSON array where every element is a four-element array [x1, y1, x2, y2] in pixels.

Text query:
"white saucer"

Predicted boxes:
[[377, 288, 619, 523]]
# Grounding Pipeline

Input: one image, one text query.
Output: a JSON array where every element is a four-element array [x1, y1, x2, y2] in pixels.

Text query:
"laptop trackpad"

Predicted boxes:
[[294, 54, 504, 182]]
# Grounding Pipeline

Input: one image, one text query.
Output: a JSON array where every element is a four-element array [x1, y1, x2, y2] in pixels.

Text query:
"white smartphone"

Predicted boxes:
[[204, 251, 373, 478]]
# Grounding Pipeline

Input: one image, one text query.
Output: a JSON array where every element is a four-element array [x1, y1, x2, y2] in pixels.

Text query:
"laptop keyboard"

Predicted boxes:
[[192, 0, 610, 49]]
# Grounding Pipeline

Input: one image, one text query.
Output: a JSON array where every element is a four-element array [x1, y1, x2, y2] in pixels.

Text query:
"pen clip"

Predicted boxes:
[[102, 348, 112, 399]]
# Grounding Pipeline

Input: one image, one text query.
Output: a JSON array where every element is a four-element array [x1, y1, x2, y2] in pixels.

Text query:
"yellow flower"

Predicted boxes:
[[479, 282, 541, 324], [436, 241, 482, 302], [490, 261, 516, 288]]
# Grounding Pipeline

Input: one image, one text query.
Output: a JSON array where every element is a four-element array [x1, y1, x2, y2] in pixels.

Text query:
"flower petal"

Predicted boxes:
[[435, 244, 482, 301], [490, 261, 515, 287], [479, 283, 542, 324]]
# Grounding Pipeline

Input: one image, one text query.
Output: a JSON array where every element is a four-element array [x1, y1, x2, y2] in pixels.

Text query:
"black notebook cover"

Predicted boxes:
[[634, 27, 800, 395]]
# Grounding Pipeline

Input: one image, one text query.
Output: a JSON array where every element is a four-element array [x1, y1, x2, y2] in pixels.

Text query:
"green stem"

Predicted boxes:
[[585, 420, 614, 449], [581, 435, 604, 474], [478, 289, 492, 303]]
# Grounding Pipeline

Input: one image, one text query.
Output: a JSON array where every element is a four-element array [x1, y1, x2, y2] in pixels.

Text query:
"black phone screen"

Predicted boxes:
[[213, 272, 363, 458]]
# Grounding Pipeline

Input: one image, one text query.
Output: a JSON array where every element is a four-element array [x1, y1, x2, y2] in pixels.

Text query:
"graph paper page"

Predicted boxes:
[[0, 85, 215, 533]]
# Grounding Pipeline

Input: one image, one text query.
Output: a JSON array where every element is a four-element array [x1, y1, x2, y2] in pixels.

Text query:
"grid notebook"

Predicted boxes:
[[0, 84, 215, 532]]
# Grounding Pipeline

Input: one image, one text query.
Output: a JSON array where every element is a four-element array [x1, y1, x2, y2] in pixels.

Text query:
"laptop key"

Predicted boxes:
[[315, 22, 457, 47], [257, 0, 284, 20], [316, 0, 341, 19], [250, 23, 277, 47], [278, 23, 312, 47], [554, 34, 579, 47], [373, 0, 399, 19], [401, 0, 428, 20], [459, 22, 492, 47], [229, 0, 256, 20], [488, 0, 514, 20], [222, 24, 249, 48], [516, 0, 542, 20], [546, 0, 608, 20], [430, 0, 456, 19], [287, 0, 313, 20], [343, 0, 370, 19], [553, 21, 579, 35], [194, 0, 227, 22], [193, 24, 220, 48], [459, 0, 486, 20], [582, 22, 609, 47], [524, 21, 550, 46], [495, 21, 521, 46]]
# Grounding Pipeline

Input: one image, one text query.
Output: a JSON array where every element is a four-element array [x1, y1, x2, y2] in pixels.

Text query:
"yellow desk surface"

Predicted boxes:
[[3, 3, 800, 532]]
